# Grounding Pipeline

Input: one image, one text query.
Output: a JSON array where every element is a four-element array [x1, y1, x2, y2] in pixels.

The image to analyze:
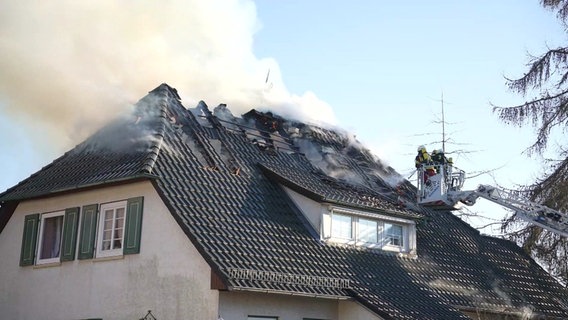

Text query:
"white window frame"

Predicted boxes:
[[96, 200, 127, 258], [383, 222, 404, 247], [325, 207, 415, 254], [357, 217, 379, 244], [330, 213, 353, 240], [37, 211, 65, 265]]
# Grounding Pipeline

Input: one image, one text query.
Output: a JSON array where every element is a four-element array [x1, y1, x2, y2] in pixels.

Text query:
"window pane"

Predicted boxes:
[[113, 228, 123, 249], [40, 215, 63, 259], [116, 217, 124, 229], [332, 214, 352, 239], [358, 218, 377, 243], [385, 223, 403, 246]]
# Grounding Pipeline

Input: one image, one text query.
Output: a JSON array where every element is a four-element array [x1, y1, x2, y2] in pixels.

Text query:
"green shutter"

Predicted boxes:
[[123, 197, 144, 255], [78, 204, 98, 260], [61, 207, 80, 262], [20, 213, 40, 266]]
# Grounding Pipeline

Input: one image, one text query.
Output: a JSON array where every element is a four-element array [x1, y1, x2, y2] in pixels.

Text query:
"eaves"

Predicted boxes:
[[0, 173, 159, 202]]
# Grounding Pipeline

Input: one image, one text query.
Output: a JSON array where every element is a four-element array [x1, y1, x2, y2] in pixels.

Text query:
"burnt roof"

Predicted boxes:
[[2, 83, 567, 319], [0, 92, 166, 201]]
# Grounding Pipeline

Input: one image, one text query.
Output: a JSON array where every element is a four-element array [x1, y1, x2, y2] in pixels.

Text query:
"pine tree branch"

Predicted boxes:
[[506, 47, 568, 95]]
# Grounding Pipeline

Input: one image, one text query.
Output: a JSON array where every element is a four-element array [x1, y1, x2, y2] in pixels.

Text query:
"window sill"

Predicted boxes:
[[324, 237, 415, 256], [93, 254, 124, 262], [33, 261, 62, 269]]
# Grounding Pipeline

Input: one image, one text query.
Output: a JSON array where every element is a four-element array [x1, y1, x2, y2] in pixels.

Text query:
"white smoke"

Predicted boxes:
[[0, 0, 336, 170]]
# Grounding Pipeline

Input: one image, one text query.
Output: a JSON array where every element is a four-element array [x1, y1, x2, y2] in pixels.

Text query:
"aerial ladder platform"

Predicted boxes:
[[415, 163, 568, 238]]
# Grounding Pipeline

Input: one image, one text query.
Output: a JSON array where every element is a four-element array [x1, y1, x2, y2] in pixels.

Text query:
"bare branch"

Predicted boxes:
[[492, 88, 568, 155], [506, 48, 568, 95]]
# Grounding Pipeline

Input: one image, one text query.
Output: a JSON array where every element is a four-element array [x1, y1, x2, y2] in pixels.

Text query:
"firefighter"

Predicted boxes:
[[415, 145, 435, 184], [431, 149, 446, 164], [431, 149, 447, 173], [415, 145, 431, 168]]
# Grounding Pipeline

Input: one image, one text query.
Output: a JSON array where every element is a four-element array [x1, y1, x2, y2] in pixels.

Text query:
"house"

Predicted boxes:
[[0, 83, 567, 319]]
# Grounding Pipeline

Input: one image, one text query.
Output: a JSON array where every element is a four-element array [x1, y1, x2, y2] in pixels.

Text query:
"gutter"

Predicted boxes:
[[454, 304, 553, 319], [228, 286, 350, 300]]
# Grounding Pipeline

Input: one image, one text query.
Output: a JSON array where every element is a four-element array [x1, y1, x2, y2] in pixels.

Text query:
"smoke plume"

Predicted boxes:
[[0, 0, 336, 179]]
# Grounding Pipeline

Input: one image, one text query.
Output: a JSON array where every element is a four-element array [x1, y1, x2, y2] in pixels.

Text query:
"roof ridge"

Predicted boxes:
[[139, 105, 166, 174], [138, 91, 171, 174]]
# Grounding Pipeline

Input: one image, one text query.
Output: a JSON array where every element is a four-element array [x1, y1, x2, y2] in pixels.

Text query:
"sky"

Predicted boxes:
[[253, 1, 567, 233], [0, 0, 566, 234]]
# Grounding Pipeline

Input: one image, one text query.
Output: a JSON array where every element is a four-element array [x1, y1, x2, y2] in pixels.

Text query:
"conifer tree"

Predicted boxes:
[[495, 0, 568, 284]]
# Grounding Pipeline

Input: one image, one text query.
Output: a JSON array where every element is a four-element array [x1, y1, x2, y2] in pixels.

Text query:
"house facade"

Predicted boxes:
[[1, 84, 567, 319], [0, 181, 219, 319]]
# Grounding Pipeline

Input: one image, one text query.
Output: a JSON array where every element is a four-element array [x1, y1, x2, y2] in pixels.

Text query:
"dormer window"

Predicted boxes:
[[324, 207, 416, 255], [278, 183, 417, 256]]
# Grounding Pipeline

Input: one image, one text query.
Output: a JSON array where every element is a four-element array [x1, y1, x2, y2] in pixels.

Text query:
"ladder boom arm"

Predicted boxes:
[[450, 185, 568, 237]]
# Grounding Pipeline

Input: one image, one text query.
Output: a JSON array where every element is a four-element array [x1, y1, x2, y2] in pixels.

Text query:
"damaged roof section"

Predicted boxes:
[[0, 89, 169, 202], [258, 162, 420, 220]]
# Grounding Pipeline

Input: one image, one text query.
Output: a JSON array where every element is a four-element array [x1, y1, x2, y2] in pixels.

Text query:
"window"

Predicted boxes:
[[358, 218, 378, 243], [37, 211, 64, 264], [385, 223, 403, 247], [331, 213, 352, 239], [323, 207, 413, 253], [96, 201, 126, 257], [19, 197, 143, 266], [94, 197, 144, 258], [331, 212, 404, 247], [19, 207, 80, 266]]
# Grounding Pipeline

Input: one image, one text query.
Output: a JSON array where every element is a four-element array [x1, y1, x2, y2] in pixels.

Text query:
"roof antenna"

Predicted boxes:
[[441, 91, 445, 153]]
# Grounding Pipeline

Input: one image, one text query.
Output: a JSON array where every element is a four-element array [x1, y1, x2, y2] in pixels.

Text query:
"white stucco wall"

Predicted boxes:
[[0, 181, 219, 320], [338, 300, 383, 320], [219, 291, 383, 320], [220, 291, 339, 320], [282, 185, 324, 236]]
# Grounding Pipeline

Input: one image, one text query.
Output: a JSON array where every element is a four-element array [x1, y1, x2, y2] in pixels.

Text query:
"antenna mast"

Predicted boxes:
[[441, 91, 445, 153]]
